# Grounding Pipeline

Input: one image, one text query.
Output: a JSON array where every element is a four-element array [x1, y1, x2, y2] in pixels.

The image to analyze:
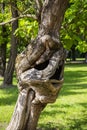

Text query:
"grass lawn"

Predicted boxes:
[[0, 63, 87, 130]]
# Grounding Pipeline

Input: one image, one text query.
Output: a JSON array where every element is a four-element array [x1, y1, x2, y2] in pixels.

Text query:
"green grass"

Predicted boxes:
[[0, 87, 18, 130], [38, 63, 87, 130], [0, 63, 87, 130]]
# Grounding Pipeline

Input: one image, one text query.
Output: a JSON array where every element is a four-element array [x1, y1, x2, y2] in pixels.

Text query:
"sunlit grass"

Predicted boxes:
[[38, 63, 87, 130], [0, 63, 87, 130], [0, 87, 18, 129]]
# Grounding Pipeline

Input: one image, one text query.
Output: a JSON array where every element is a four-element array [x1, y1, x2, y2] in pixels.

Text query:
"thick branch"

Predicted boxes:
[[0, 14, 37, 26]]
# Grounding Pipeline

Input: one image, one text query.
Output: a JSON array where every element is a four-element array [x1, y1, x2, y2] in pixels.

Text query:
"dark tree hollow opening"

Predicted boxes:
[[50, 65, 63, 80], [34, 59, 63, 80], [34, 60, 49, 70]]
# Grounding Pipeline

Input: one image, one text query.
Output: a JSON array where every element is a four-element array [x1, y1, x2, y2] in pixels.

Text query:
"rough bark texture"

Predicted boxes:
[[0, 35, 6, 77], [7, 0, 68, 130], [3, 1, 18, 86], [85, 52, 87, 63], [71, 45, 76, 61], [0, 3, 6, 77]]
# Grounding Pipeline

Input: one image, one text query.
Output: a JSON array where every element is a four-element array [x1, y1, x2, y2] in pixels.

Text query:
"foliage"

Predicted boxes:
[[0, 1, 38, 53], [0, 63, 87, 130], [0, 0, 87, 55], [61, 0, 87, 53], [0, 0, 87, 57], [17, 0, 35, 14], [0, 3, 11, 45], [15, 19, 38, 52]]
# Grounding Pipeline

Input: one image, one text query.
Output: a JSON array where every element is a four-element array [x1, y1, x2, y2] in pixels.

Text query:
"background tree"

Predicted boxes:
[[0, 0, 38, 86], [3, 0, 19, 86], [61, 0, 87, 61], [0, 2, 7, 76]]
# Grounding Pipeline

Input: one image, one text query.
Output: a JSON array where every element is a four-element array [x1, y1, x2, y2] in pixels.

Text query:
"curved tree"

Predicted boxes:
[[6, 0, 69, 130]]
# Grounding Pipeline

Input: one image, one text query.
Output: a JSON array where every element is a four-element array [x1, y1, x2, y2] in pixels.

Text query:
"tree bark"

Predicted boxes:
[[0, 32, 7, 77], [7, 0, 68, 129], [71, 45, 76, 61], [3, 0, 18, 86], [85, 52, 87, 63], [0, 3, 7, 77]]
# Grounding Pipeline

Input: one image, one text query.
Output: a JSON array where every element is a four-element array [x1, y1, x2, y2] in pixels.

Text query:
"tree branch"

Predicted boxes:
[[11, 4, 22, 15], [0, 14, 37, 26], [35, 0, 42, 10], [35, 0, 43, 23]]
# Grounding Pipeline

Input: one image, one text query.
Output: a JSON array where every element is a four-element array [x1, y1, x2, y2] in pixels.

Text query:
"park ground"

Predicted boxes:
[[0, 63, 87, 130]]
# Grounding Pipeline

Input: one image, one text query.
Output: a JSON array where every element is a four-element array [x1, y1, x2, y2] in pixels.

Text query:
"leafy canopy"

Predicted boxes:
[[61, 0, 87, 53]]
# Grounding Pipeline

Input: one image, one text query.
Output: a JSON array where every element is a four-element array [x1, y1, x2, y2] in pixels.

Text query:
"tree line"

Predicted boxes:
[[0, 0, 87, 87]]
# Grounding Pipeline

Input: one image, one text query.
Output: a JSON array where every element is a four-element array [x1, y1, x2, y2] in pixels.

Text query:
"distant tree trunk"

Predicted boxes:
[[71, 45, 76, 61], [0, 3, 6, 77], [7, 0, 68, 130], [85, 52, 87, 63], [3, 0, 18, 86], [0, 37, 7, 77]]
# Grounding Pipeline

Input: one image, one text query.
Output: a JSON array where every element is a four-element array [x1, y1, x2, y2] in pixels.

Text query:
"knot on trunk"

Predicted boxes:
[[15, 33, 66, 104], [16, 44, 65, 104], [19, 79, 63, 104]]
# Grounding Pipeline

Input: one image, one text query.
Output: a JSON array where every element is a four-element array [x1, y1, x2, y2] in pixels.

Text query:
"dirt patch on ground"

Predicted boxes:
[[0, 122, 8, 130]]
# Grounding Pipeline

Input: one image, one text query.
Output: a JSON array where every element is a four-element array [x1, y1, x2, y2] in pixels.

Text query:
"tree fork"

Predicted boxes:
[[6, 0, 69, 130]]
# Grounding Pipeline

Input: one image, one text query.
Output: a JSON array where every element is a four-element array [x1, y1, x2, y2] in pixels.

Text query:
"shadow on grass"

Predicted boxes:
[[38, 106, 87, 130], [79, 103, 87, 108], [38, 64, 87, 130], [38, 114, 87, 130], [64, 71, 87, 83], [38, 117, 87, 130], [61, 65, 87, 96], [38, 95, 87, 129], [40, 102, 87, 117], [60, 84, 87, 96]]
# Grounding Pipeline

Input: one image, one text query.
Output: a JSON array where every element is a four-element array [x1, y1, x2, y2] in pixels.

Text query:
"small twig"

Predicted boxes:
[[23, 8, 30, 14], [11, 4, 22, 15], [35, 0, 42, 10], [0, 14, 37, 26], [35, 0, 43, 23]]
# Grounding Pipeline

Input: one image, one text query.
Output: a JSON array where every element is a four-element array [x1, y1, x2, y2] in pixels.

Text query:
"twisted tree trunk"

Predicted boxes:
[[6, 0, 68, 130]]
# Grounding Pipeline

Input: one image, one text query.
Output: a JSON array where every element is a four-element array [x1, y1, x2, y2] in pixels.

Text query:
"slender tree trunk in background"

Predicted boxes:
[[0, 36, 7, 77], [0, 3, 6, 77], [3, 0, 18, 86], [85, 52, 87, 63], [7, 0, 68, 130], [71, 45, 76, 61]]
